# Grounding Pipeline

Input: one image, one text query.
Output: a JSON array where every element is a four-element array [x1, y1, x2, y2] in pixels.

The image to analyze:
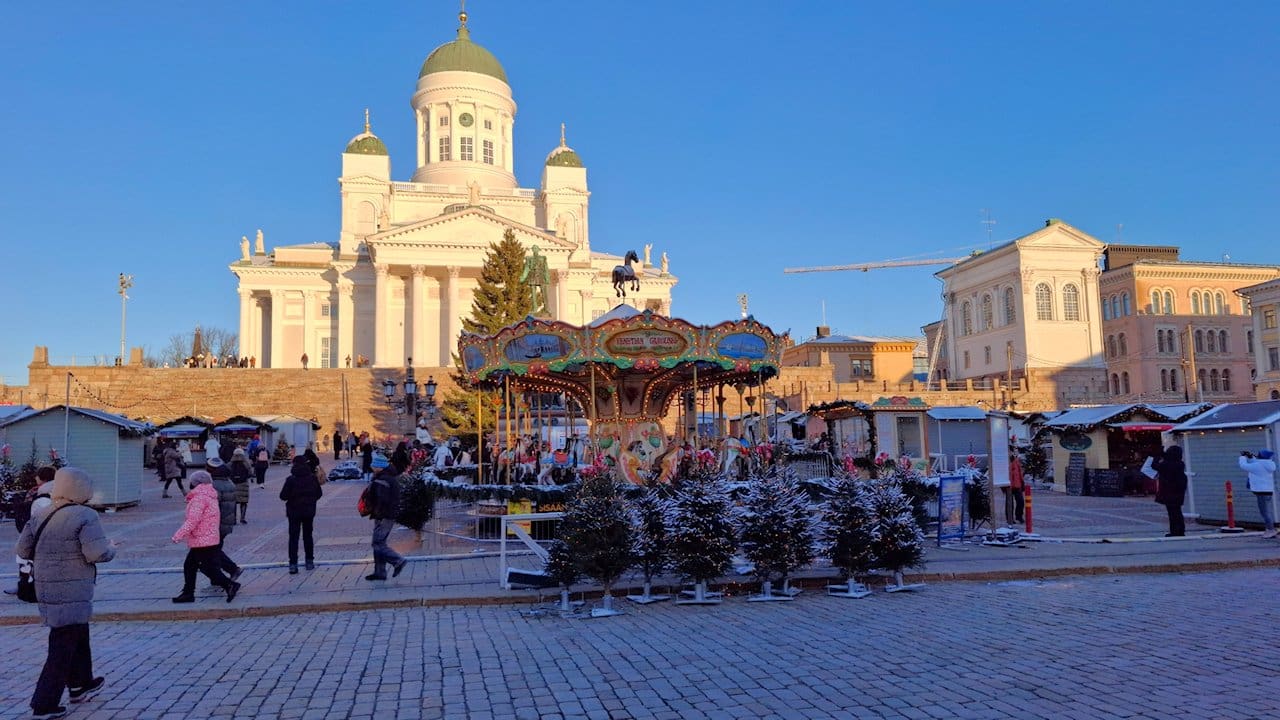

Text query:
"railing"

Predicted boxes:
[[392, 181, 536, 198], [499, 511, 564, 589]]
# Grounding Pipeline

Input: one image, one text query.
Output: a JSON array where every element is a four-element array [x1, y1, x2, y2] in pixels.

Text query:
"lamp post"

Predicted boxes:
[[117, 273, 133, 366], [381, 359, 420, 435], [423, 375, 438, 419]]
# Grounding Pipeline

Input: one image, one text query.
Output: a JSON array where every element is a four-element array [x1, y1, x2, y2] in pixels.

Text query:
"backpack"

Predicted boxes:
[[12, 489, 48, 533], [257, 448, 269, 463], [357, 484, 375, 517]]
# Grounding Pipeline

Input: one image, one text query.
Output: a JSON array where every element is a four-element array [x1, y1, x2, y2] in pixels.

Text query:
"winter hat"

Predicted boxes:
[[188, 470, 213, 486], [52, 467, 94, 504], [206, 457, 225, 468], [1259, 449, 1275, 460], [232, 448, 247, 459]]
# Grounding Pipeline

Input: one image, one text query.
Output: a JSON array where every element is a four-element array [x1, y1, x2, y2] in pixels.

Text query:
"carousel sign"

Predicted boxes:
[[606, 329, 687, 355]]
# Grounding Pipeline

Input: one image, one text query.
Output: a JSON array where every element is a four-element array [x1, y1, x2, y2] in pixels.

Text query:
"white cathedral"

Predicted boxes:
[[230, 10, 677, 369]]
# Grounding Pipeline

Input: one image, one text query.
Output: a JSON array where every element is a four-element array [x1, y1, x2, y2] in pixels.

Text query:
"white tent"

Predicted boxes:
[[252, 415, 321, 455]]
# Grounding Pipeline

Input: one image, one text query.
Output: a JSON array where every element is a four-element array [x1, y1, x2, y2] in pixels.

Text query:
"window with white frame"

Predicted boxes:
[[1003, 288, 1016, 325], [1163, 291, 1174, 314], [1191, 293, 1201, 315], [484, 119, 492, 130], [482, 139, 494, 165], [1122, 292, 1131, 316], [320, 337, 333, 369], [1215, 291, 1225, 315], [1035, 283, 1053, 320], [438, 136, 451, 161], [1266, 308, 1277, 329], [439, 116, 449, 126], [1062, 284, 1081, 321], [984, 346, 992, 364], [320, 302, 332, 318], [460, 137, 474, 161], [981, 294, 993, 331], [961, 301, 972, 336], [1150, 290, 1160, 314]]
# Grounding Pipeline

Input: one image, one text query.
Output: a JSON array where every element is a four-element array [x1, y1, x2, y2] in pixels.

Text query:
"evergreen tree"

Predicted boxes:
[[543, 539, 580, 612], [440, 229, 535, 434], [867, 478, 926, 578], [820, 473, 877, 583], [668, 478, 736, 588], [629, 486, 672, 595], [558, 472, 635, 601], [738, 466, 815, 592]]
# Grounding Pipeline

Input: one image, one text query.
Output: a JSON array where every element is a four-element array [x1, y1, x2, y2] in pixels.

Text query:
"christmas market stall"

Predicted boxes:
[[1170, 401, 1280, 528], [807, 400, 873, 470], [153, 415, 216, 466], [0, 405, 149, 509], [215, 415, 278, 460], [457, 304, 786, 484], [250, 414, 318, 456], [926, 406, 990, 473], [1045, 403, 1212, 496]]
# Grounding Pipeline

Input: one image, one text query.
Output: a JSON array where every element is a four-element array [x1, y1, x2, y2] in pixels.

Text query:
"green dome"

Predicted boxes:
[[345, 133, 388, 156], [545, 147, 583, 168], [419, 20, 508, 84]]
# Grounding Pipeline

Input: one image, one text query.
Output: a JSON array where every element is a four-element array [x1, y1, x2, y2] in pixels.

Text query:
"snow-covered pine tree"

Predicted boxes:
[[886, 455, 932, 531], [557, 472, 634, 615], [544, 539, 580, 613], [627, 486, 672, 603], [668, 477, 736, 604], [738, 466, 815, 600], [867, 477, 927, 591], [819, 473, 877, 597]]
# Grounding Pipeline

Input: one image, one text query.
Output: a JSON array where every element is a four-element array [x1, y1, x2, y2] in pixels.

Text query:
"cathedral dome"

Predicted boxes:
[[544, 124, 584, 167], [344, 110, 388, 155], [419, 13, 508, 84]]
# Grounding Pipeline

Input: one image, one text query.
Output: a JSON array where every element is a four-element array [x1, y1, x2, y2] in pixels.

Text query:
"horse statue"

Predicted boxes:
[[720, 436, 746, 477], [611, 249, 641, 297]]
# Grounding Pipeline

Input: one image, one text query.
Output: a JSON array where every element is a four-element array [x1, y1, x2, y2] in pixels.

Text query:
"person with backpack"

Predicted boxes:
[[253, 443, 270, 486], [207, 458, 243, 583], [7, 467, 55, 597], [365, 465, 407, 581], [279, 456, 323, 573], [228, 448, 252, 523]]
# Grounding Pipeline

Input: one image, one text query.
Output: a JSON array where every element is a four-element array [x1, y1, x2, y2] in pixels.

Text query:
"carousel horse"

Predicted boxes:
[[720, 436, 745, 476], [611, 249, 641, 298], [617, 441, 648, 485], [653, 444, 682, 484]]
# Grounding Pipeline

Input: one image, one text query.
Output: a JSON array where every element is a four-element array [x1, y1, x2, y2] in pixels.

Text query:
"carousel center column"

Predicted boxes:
[[269, 289, 285, 368], [410, 265, 428, 366], [373, 263, 390, 367], [337, 280, 354, 368], [443, 265, 462, 366]]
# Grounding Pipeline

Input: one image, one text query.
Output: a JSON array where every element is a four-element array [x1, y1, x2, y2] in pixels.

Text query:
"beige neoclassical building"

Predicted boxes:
[[231, 11, 677, 369]]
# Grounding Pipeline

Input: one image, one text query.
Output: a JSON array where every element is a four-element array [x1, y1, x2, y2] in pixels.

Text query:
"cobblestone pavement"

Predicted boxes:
[[2, 568, 1277, 720]]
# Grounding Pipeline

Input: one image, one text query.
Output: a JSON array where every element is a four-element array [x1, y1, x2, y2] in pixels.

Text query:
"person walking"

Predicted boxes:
[[279, 456, 322, 573], [333, 430, 343, 461], [1008, 449, 1026, 524], [1153, 445, 1188, 537], [17, 467, 118, 719], [1239, 449, 1278, 538], [160, 441, 186, 498], [366, 464, 407, 581], [170, 471, 241, 604], [207, 458, 243, 582], [252, 441, 270, 486], [228, 448, 252, 523], [8, 467, 56, 597], [300, 352, 309, 370], [361, 435, 374, 483]]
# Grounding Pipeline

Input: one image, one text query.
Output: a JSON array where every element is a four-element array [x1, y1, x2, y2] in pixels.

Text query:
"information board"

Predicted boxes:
[[990, 415, 1011, 487], [937, 474, 967, 545], [1065, 452, 1086, 496], [1089, 469, 1124, 498]]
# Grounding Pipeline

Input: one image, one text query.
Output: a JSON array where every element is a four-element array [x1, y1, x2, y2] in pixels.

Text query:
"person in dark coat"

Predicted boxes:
[[228, 448, 252, 523], [333, 430, 343, 461], [16, 467, 117, 717], [361, 436, 374, 482], [161, 441, 186, 498], [207, 458, 243, 581], [391, 441, 411, 474], [1153, 445, 1188, 537], [303, 445, 321, 473], [279, 456, 323, 573], [366, 465, 406, 581]]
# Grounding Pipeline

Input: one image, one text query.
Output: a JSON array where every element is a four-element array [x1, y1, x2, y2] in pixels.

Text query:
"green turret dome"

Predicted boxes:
[[419, 13, 508, 84], [344, 110, 388, 155], [544, 123, 584, 167]]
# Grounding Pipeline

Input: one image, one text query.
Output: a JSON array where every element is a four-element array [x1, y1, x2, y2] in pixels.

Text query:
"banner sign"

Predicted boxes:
[[937, 474, 967, 545]]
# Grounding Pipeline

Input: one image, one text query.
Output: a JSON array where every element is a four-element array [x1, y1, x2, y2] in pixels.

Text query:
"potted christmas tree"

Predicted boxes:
[[627, 486, 672, 604], [819, 472, 876, 598], [543, 539, 581, 615], [867, 478, 927, 592], [557, 473, 635, 617], [669, 477, 736, 605], [739, 467, 814, 601]]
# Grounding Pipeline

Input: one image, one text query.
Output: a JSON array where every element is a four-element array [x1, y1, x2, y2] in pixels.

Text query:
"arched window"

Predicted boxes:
[[1170, 368, 1179, 392], [1111, 296, 1120, 320], [1222, 369, 1231, 393], [1107, 335, 1117, 358], [1215, 292, 1225, 315], [1119, 333, 1128, 356], [1248, 330, 1254, 353], [1219, 330, 1228, 352], [981, 294, 993, 331], [1163, 291, 1174, 314], [1036, 283, 1053, 320], [961, 302, 972, 336], [1103, 301, 1111, 321], [1191, 293, 1201, 315], [1151, 290, 1161, 314], [1198, 368, 1207, 392], [1272, 389, 1280, 400], [1157, 330, 1166, 354], [1111, 373, 1121, 396], [1161, 369, 1169, 391], [1063, 284, 1081, 321], [1194, 329, 1204, 353], [1122, 372, 1130, 394], [1210, 369, 1220, 392], [1003, 288, 1016, 325], [1122, 293, 1131, 316], [1206, 331, 1216, 353], [1168, 329, 1178, 354]]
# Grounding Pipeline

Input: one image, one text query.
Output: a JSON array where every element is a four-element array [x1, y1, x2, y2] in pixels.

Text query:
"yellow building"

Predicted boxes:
[[782, 328, 918, 385]]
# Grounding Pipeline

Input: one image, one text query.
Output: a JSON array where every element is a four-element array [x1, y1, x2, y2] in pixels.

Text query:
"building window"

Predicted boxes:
[[320, 302, 332, 318], [1194, 330, 1204, 353], [1150, 290, 1160, 314], [1269, 347, 1279, 371], [1209, 369, 1220, 392], [438, 116, 449, 126], [1157, 330, 1166, 354], [963, 350, 971, 369], [961, 302, 972, 336], [1107, 335, 1117, 358], [1110, 295, 1120, 320], [1243, 297, 1252, 315], [1122, 292, 1131, 316], [1215, 292, 1226, 315], [1103, 301, 1111, 321], [1206, 330, 1217, 353], [1111, 373, 1120, 396], [851, 359, 873, 377], [984, 346, 992, 365], [1191, 293, 1201, 315], [1004, 288, 1016, 325], [1266, 308, 1277, 329], [1063, 284, 1081, 321], [1219, 330, 1229, 353], [981, 294, 993, 331], [482, 139, 494, 165], [320, 337, 333, 369], [1169, 368, 1179, 391], [438, 136, 451, 161], [1198, 368, 1207, 392], [1163, 291, 1174, 314], [1161, 369, 1169, 392], [1248, 330, 1254, 354], [484, 119, 493, 130], [1035, 283, 1053, 320], [460, 137, 474, 161], [1222, 368, 1231, 392], [1119, 333, 1128, 356], [1122, 371, 1130, 395]]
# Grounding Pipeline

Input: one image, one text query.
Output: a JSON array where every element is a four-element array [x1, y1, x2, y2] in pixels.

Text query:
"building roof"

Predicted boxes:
[[251, 414, 321, 430], [1047, 402, 1212, 431], [419, 14, 508, 84], [801, 334, 920, 346], [0, 405, 150, 436], [345, 133, 388, 156], [1171, 401, 1280, 432], [926, 406, 987, 421], [0, 404, 32, 420], [589, 304, 642, 327]]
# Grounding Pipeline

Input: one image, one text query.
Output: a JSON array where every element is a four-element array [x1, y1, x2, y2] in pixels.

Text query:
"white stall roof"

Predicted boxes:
[[1171, 401, 1280, 432], [926, 406, 987, 421], [1045, 404, 1140, 429]]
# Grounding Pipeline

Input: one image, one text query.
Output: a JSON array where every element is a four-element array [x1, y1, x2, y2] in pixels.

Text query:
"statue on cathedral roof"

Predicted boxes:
[[254, 229, 265, 255], [521, 245, 551, 317], [240, 236, 250, 261]]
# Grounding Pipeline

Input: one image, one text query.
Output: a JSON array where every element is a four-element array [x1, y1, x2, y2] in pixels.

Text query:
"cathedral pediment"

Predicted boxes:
[[366, 206, 575, 252], [1016, 221, 1105, 251]]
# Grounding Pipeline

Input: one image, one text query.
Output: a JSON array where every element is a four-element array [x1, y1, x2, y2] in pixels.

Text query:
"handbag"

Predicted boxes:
[[17, 504, 68, 603]]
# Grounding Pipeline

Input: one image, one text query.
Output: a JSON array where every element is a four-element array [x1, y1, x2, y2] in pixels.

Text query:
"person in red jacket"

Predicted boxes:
[[171, 471, 241, 603], [1008, 449, 1025, 524]]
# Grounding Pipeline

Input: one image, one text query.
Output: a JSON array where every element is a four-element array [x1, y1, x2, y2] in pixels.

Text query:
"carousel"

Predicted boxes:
[[457, 304, 787, 484]]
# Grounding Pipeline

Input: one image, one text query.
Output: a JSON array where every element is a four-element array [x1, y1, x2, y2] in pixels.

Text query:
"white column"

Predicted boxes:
[[411, 265, 427, 366], [554, 269, 569, 322], [269, 290, 285, 368], [443, 265, 462, 366], [374, 264, 389, 367], [580, 289, 594, 325], [337, 281, 354, 368], [503, 116, 514, 171], [302, 290, 314, 367], [237, 289, 252, 361], [416, 109, 426, 168]]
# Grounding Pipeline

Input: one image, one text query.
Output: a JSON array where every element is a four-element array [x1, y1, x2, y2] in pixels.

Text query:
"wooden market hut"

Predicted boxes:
[[1170, 401, 1280, 528], [154, 415, 215, 466], [0, 405, 150, 509], [926, 406, 990, 473]]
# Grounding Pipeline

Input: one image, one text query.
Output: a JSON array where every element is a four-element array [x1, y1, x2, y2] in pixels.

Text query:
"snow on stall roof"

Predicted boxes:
[[926, 406, 987, 421], [1145, 403, 1214, 422], [1171, 401, 1280, 432], [1045, 404, 1140, 428], [0, 405, 32, 420], [0, 405, 148, 434], [588, 304, 642, 327]]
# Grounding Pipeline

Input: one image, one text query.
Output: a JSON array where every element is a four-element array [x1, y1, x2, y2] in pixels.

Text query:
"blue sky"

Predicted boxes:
[[2, 1, 1277, 383]]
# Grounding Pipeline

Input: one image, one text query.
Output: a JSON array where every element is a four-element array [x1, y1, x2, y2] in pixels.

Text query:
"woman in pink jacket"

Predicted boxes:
[[171, 471, 241, 603]]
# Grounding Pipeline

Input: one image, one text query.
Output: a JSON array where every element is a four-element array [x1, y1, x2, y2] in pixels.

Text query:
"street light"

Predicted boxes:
[[117, 273, 133, 366], [381, 359, 420, 434], [423, 375, 439, 418]]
